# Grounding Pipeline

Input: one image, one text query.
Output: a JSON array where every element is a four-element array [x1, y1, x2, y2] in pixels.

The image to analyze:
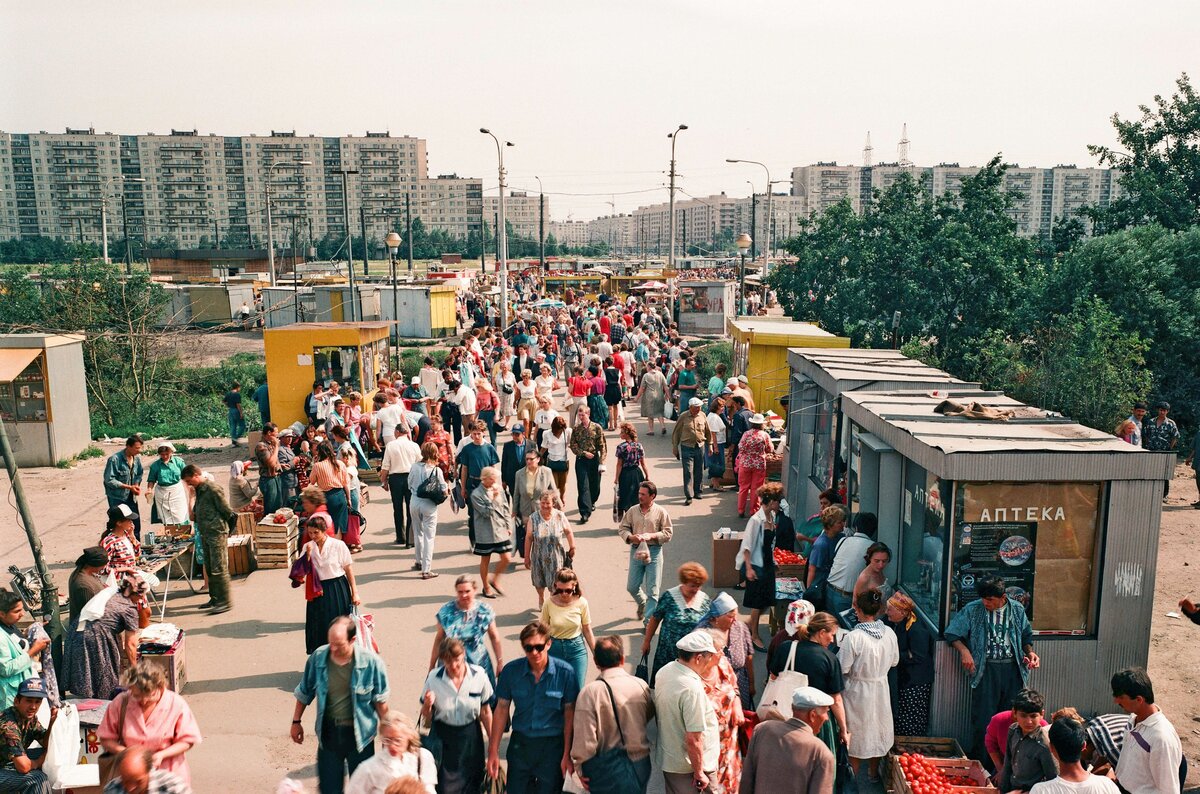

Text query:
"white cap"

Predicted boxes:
[[675, 630, 717, 654], [792, 686, 835, 709], [411, 376, 420, 384], [726, 377, 739, 386], [688, 397, 703, 407], [156, 441, 175, 452], [749, 413, 766, 425]]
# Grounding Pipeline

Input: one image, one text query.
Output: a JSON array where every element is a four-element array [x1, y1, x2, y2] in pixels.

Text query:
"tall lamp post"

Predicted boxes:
[[726, 158, 771, 265], [736, 232, 752, 315], [667, 124, 688, 313], [265, 158, 312, 287], [100, 175, 144, 267], [118, 177, 145, 274], [535, 175, 545, 271], [331, 167, 360, 321], [385, 231, 401, 343], [480, 129, 514, 331]]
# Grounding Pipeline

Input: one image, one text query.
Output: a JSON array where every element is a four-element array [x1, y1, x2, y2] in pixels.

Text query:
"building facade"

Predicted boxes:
[[549, 219, 589, 248], [483, 191, 549, 241]]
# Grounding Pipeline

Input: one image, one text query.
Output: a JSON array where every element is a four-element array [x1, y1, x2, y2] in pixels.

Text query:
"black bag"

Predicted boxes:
[[634, 655, 650, 684], [834, 740, 859, 793], [546, 458, 568, 473], [415, 467, 448, 505], [580, 680, 641, 794], [803, 535, 846, 611]]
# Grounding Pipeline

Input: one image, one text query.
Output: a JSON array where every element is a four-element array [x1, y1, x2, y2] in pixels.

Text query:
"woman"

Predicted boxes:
[[227, 460, 259, 512], [513, 449, 555, 558], [705, 395, 728, 492], [100, 504, 141, 575], [299, 485, 332, 531], [533, 396, 559, 449], [310, 441, 351, 538], [525, 490, 576, 607], [837, 587, 899, 783], [736, 413, 772, 518], [640, 562, 712, 685], [340, 446, 364, 552], [419, 638, 492, 794], [586, 365, 609, 429], [59, 547, 108, 693], [469, 467, 513, 599], [98, 660, 202, 787], [884, 592, 935, 737], [0, 589, 43, 706], [430, 576, 504, 689], [296, 423, 321, 456], [602, 356, 622, 429], [700, 628, 744, 794], [699, 594, 755, 715], [739, 482, 785, 650], [425, 415, 456, 482], [540, 568, 594, 689], [1115, 418, 1138, 445], [540, 416, 572, 499], [66, 572, 149, 699], [534, 363, 558, 405], [346, 712, 437, 794], [567, 365, 591, 426], [515, 370, 539, 438], [613, 423, 648, 515], [408, 443, 446, 580], [853, 542, 892, 603], [300, 515, 360, 654], [770, 610, 848, 758], [492, 359, 517, 430], [638, 364, 669, 435], [475, 378, 499, 448], [146, 442, 188, 530]]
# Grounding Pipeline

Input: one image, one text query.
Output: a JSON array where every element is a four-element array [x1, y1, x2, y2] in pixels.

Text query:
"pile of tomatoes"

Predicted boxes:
[[773, 548, 805, 565], [895, 753, 984, 793]]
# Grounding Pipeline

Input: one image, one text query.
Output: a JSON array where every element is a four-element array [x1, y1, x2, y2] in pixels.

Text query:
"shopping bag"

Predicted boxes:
[[480, 767, 506, 793], [43, 702, 99, 789], [351, 606, 379, 653], [756, 641, 808, 720]]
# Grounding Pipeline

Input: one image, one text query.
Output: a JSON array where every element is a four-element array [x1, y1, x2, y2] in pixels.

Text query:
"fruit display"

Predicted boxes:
[[895, 753, 990, 792], [773, 547, 805, 565]]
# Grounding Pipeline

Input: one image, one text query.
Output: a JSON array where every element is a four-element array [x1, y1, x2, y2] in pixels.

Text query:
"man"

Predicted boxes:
[[735, 375, 755, 410], [379, 424, 421, 548], [223, 382, 245, 447], [104, 435, 144, 539], [457, 422, 499, 546], [449, 378, 478, 430], [182, 464, 235, 615], [252, 381, 270, 426], [292, 616, 390, 794], [568, 406, 606, 523], [617, 481, 673, 622], [1188, 426, 1200, 509], [500, 424, 530, 496], [488, 621, 578, 794], [103, 746, 191, 794], [570, 635, 654, 794], [305, 381, 326, 425], [653, 631, 719, 794], [1125, 401, 1147, 448], [254, 422, 285, 514], [1141, 401, 1179, 499], [439, 378, 464, 445], [0, 678, 57, 794], [1110, 667, 1182, 794], [945, 575, 1041, 762], [671, 397, 711, 505], [1028, 718, 1119, 794], [512, 342, 534, 378], [824, 512, 878, 616], [740, 686, 835, 794], [673, 357, 699, 412]]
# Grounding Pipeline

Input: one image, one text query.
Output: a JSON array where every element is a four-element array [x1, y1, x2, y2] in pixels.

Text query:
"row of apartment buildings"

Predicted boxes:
[[0, 128, 551, 248]]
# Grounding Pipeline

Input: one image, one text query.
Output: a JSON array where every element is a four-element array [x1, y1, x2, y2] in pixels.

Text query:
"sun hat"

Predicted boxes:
[[749, 413, 766, 425]]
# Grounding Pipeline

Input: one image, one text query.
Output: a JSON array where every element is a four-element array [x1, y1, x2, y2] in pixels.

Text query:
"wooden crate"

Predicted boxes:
[[775, 563, 806, 579], [890, 756, 994, 794], [886, 736, 968, 789], [233, 512, 257, 537], [227, 534, 257, 576], [255, 514, 299, 569]]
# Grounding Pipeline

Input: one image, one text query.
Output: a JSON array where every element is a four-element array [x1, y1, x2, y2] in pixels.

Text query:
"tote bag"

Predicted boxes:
[[755, 640, 808, 721]]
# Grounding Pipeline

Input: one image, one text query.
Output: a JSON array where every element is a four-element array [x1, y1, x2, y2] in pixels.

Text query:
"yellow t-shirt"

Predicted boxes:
[[540, 596, 590, 640]]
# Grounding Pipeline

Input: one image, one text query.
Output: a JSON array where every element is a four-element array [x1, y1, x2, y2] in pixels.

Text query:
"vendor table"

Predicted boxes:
[[137, 541, 197, 620]]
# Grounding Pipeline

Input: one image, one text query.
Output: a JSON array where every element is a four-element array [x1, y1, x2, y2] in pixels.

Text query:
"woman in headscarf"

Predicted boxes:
[[638, 363, 669, 436], [768, 608, 847, 759], [59, 547, 110, 699], [699, 591, 756, 711], [884, 591, 935, 737], [227, 460, 259, 512], [146, 442, 189, 531], [67, 571, 150, 699]]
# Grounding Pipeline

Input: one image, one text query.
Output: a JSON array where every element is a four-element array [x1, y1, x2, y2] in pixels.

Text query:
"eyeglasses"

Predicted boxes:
[[522, 642, 548, 653], [553, 587, 574, 595], [380, 737, 406, 747]]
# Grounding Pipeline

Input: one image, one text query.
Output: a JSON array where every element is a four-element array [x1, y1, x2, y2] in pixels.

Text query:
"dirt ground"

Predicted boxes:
[[159, 329, 264, 367]]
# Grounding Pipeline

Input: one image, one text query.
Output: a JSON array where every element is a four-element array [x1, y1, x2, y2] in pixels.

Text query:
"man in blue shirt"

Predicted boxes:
[[252, 382, 270, 425], [487, 621, 579, 794], [223, 382, 245, 447], [103, 435, 144, 540]]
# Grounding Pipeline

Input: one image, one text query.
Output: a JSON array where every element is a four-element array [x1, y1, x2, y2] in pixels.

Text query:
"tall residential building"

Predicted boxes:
[[628, 193, 740, 256], [483, 191, 549, 240], [549, 219, 589, 248], [415, 175, 483, 239], [733, 194, 807, 254], [791, 163, 862, 216], [587, 213, 635, 252]]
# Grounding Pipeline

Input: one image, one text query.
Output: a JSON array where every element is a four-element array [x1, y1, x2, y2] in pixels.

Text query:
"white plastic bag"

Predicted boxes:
[[43, 703, 99, 788]]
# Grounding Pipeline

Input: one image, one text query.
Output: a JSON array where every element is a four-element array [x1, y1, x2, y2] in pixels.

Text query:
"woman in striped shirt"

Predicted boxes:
[[309, 441, 351, 538]]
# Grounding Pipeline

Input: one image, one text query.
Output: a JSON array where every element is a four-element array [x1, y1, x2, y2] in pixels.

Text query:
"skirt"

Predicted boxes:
[[742, 563, 775, 610], [706, 442, 726, 479], [430, 719, 485, 794], [305, 575, 352, 654], [154, 482, 190, 525], [604, 384, 622, 407], [896, 681, 933, 736], [616, 465, 645, 514], [324, 488, 349, 535], [587, 394, 609, 427], [473, 539, 513, 557]]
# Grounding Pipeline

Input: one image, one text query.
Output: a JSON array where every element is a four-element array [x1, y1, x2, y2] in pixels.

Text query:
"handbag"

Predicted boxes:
[[835, 739, 859, 793], [633, 655, 650, 684], [351, 606, 379, 653], [415, 467, 448, 504], [480, 767, 506, 794], [580, 679, 641, 794], [545, 457, 568, 473], [97, 694, 129, 786], [802, 535, 846, 611], [756, 640, 809, 720]]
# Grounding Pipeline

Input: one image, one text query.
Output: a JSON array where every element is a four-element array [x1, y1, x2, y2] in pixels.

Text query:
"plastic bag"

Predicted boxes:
[[352, 606, 379, 653], [43, 703, 99, 789], [635, 541, 651, 563]]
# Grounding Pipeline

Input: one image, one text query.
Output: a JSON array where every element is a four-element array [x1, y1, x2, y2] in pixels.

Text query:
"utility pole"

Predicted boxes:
[[750, 194, 757, 261], [122, 193, 134, 274], [332, 167, 360, 321], [538, 192, 545, 271], [290, 216, 298, 281], [100, 193, 110, 264], [213, 218, 220, 250], [359, 206, 369, 276], [681, 211, 687, 258], [77, 218, 83, 245], [667, 124, 687, 312], [405, 192, 414, 274]]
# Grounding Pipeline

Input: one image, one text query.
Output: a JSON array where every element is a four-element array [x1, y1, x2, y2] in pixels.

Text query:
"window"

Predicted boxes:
[[897, 458, 950, 627], [809, 390, 835, 490]]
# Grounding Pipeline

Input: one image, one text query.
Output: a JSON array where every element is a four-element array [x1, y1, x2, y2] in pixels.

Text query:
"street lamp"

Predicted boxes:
[[535, 175, 545, 271], [99, 175, 144, 268], [385, 231, 401, 343], [667, 124, 688, 314], [265, 158, 312, 287], [736, 232, 752, 315], [727, 158, 771, 264], [480, 128, 515, 331], [331, 167, 360, 321]]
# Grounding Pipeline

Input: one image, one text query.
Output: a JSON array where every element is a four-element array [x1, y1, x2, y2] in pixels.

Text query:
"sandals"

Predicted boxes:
[[489, 580, 506, 596], [481, 590, 498, 599], [421, 572, 440, 580]]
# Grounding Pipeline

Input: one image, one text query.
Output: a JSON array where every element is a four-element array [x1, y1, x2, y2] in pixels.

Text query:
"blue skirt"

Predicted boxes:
[[706, 442, 726, 478], [324, 488, 349, 535], [587, 394, 609, 427]]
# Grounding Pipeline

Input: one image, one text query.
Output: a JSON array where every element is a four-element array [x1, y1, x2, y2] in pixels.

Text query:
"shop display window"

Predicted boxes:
[[809, 393, 835, 489], [897, 458, 950, 628], [0, 355, 48, 423]]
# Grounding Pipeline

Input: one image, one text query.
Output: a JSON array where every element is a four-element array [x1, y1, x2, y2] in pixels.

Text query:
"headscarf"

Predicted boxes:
[[229, 460, 250, 480], [701, 592, 738, 626], [118, 571, 149, 597], [785, 599, 816, 636], [887, 592, 917, 631], [75, 547, 108, 570]]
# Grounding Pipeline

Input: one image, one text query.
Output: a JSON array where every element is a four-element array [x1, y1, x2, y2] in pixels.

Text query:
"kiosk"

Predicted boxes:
[[379, 283, 458, 339], [0, 334, 91, 467], [677, 280, 735, 336], [727, 317, 849, 415]]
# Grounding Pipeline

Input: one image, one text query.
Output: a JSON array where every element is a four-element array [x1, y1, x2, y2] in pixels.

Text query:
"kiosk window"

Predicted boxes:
[[0, 355, 49, 423], [810, 394, 834, 489], [950, 482, 1101, 635], [315, 347, 361, 392], [897, 459, 949, 628]]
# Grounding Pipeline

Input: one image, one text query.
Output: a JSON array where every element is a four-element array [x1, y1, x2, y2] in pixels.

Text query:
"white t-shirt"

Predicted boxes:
[[450, 385, 477, 414], [1030, 776, 1121, 794], [517, 381, 538, 401], [534, 375, 556, 400], [375, 403, 411, 442], [706, 411, 726, 444], [419, 366, 442, 396], [535, 408, 560, 432]]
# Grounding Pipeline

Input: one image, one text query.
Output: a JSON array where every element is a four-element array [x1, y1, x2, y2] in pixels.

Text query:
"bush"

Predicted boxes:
[[691, 341, 732, 387], [396, 345, 449, 378]]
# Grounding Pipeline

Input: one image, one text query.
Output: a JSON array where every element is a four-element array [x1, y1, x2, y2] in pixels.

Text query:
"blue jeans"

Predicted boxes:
[[825, 584, 853, 621], [627, 543, 664, 620], [228, 408, 246, 443], [479, 409, 497, 447], [680, 445, 704, 499], [549, 634, 589, 691]]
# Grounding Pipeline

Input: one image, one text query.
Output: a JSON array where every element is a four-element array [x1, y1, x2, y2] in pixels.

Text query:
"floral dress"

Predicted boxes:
[[436, 600, 497, 684], [528, 510, 569, 589], [737, 430, 771, 470], [614, 441, 646, 514], [703, 655, 743, 794], [66, 595, 140, 700], [650, 586, 712, 683]]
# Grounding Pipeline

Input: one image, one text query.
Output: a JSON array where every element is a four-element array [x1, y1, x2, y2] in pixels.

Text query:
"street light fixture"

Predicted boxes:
[[727, 158, 772, 264], [265, 158, 312, 287], [99, 175, 144, 269], [667, 124, 688, 314], [736, 232, 752, 315], [331, 167, 361, 321], [385, 231, 401, 343], [481, 128, 515, 330]]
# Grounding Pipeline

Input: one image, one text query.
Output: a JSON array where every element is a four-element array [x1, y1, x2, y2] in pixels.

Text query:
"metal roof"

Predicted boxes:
[[788, 348, 977, 395], [841, 390, 1175, 481], [728, 316, 841, 338]]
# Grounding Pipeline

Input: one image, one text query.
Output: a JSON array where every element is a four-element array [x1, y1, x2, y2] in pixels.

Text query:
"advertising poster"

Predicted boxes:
[[952, 520, 1037, 617]]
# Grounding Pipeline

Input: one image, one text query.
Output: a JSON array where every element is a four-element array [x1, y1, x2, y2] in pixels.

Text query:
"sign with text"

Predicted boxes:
[[952, 520, 1037, 617]]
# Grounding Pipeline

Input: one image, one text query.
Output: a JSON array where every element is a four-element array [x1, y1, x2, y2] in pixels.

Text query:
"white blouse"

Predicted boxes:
[[517, 381, 538, 401], [541, 428, 572, 461], [304, 537, 352, 579]]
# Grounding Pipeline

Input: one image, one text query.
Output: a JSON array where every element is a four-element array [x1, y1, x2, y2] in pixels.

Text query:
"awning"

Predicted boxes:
[[0, 348, 42, 382]]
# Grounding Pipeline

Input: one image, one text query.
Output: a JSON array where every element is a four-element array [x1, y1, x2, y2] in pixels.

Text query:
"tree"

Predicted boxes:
[[544, 233, 560, 257]]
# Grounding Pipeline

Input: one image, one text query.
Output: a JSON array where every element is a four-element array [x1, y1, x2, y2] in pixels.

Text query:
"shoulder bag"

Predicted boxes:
[[755, 640, 809, 721], [580, 679, 641, 794], [97, 693, 129, 786], [415, 466, 448, 505], [802, 534, 846, 610]]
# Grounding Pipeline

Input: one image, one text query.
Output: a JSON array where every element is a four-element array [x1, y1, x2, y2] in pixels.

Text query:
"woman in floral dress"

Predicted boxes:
[[613, 423, 649, 515], [523, 490, 576, 608], [701, 628, 744, 794], [430, 575, 504, 689], [640, 562, 711, 685], [66, 572, 149, 699], [736, 414, 772, 517]]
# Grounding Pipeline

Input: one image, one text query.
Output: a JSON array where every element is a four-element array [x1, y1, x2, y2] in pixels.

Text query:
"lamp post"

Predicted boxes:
[[667, 124, 688, 313], [736, 232, 752, 315], [100, 175, 144, 267], [481, 129, 514, 331], [332, 168, 360, 321], [119, 177, 145, 274], [535, 175, 545, 271], [265, 158, 312, 287], [726, 158, 771, 264], [385, 231, 401, 343]]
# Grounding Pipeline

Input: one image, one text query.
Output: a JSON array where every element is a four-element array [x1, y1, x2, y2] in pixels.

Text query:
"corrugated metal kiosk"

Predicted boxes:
[[677, 280, 736, 336], [835, 388, 1173, 745], [784, 348, 977, 520], [0, 334, 91, 467], [728, 317, 850, 415]]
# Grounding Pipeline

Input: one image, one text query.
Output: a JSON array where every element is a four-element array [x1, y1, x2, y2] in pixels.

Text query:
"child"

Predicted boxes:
[[998, 688, 1057, 793], [1029, 717, 1120, 793]]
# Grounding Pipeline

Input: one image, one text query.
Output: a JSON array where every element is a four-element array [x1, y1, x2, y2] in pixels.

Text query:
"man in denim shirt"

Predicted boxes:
[[291, 617, 390, 794], [103, 435, 144, 540]]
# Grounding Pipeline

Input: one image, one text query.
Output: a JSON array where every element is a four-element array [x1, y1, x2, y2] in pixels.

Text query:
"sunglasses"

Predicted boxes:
[[554, 587, 575, 595], [522, 642, 548, 653]]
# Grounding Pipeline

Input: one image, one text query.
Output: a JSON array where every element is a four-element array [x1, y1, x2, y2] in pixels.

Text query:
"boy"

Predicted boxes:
[[1030, 717, 1119, 793], [997, 688, 1056, 793]]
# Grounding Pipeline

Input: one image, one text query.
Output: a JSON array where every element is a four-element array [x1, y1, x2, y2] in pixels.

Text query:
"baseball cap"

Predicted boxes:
[[16, 678, 48, 699], [511, 424, 525, 434], [108, 504, 135, 522], [410, 376, 420, 385]]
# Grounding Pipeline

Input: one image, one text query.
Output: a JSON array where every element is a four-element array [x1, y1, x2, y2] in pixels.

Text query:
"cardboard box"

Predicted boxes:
[[712, 531, 744, 587], [247, 430, 262, 449], [227, 534, 257, 576], [141, 634, 187, 693]]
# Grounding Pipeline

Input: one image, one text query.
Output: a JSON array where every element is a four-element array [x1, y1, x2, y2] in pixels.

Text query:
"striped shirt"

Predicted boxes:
[[309, 459, 349, 491], [986, 605, 1014, 660]]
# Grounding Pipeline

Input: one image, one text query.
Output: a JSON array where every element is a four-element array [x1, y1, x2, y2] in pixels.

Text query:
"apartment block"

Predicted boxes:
[[733, 194, 807, 252], [791, 163, 862, 216], [483, 191, 549, 240], [549, 219, 589, 248], [587, 213, 635, 252], [416, 175, 483, 239]]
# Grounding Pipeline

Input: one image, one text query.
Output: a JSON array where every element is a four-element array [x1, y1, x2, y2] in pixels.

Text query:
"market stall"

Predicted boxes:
[[0, 334, 91, 467], [727, 317, 849, 416], [379, 283, 458, 339], [676, 280, 735, 336]]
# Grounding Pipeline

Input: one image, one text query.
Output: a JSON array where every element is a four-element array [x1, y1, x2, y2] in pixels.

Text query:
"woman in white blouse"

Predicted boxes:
[[301, 515, 360, 654], [418, 638, 493, 794], [345, 711, 437, 794], [539, 415, 572, 500], [534, 363, 558, 406]]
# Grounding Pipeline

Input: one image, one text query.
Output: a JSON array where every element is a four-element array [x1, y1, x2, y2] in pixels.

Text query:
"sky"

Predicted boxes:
[[2, 1, 1196, 221]]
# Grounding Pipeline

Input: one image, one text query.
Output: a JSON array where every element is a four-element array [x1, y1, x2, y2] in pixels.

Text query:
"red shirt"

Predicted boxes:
[[984, 710, 1049, 761], [599, 315, 611, 337]]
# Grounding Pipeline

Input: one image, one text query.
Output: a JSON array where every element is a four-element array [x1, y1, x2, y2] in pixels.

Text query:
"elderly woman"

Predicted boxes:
[[884, 592, 935, 736], [346, 712, 437, 794], [419, 638, 493, 794], [99, 660, 202, 787], [227, 460, 259, 512], [431, 577, 504, 691], [512, 449, 554, 559], [524, 489, 575, 607], [146, 442, 188, 530], [700, 592, 756, 711], [66, 571, 149, 699], [700, 627, 744, 794], [838, 587, 899, 783], [640, 562, 712, 685], [769, 610, 847, 759], [469, 467, 513, 599], [540, 568, 595, 689], [739, 481, 785, 651], [638, 363, 669, 435], [737, 413, 772, 518], [515, 370, 539, 438]]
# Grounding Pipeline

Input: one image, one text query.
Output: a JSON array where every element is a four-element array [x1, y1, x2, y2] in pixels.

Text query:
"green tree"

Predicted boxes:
[[544, 233, 560, 257]]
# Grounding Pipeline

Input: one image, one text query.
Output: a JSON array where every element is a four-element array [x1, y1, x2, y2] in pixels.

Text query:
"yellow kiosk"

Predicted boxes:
[[727, 316, 849, 414], [264, 322, 391, 427]]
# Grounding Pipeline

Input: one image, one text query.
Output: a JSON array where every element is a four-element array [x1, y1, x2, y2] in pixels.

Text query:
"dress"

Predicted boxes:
[[725, 619, 755, 711], [603, 366, 622, 407], [436, 600, 497, 684], [639, 370, 669, 419], [837, 621, 900, 759], [528, 510, 569, 589], [587, 376, 609, 427], [650, 587, 712, 684], [702, 656, 743, 794], [97, 689, 202, 787], [614, 441, 646, 514], [66, 594, 140, 699]]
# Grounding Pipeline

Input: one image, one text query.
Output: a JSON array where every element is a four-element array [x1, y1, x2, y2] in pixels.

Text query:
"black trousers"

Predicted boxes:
[[443, 404, 463, 445], [506, 732, 564, 794], [971, 659, 1025, 764], [316, 720, 374, 794], [388, 473, 412, 544], [575, 455, 601, 519], [465, 476, 481, 546]]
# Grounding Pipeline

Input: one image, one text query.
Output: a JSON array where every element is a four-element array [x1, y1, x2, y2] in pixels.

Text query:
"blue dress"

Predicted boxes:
[[436, 600, 497, 685], [650, 586, 711, 684]]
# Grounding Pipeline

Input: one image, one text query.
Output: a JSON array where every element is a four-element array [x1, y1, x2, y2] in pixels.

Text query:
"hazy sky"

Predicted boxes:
[[3, 1, 1195, 220]]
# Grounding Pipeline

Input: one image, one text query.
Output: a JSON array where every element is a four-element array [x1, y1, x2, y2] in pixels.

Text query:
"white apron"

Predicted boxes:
[[154, 481, 190, 525]]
